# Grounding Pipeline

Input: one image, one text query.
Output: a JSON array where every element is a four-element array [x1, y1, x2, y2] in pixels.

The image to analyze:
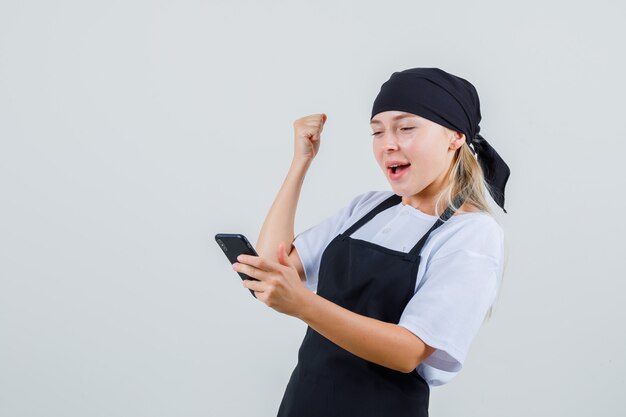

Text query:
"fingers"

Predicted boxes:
[[292, 113, 327, 161], [309, 114, 325, 142], [277, 242, 287, 264], [242, 278, 265, 293], [277, 242, 293, 268], [237, 254, 282, 271], [318, 113, 326, 129], [294, 113, 327, 134], [317, 113, 326, 132], [232, 261, 267, 281], [234, 254, 285, 280]]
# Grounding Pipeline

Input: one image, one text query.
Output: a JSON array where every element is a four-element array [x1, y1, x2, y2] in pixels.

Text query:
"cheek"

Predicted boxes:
[[408, 142, 443, 172], [373, 143, 384, 164]]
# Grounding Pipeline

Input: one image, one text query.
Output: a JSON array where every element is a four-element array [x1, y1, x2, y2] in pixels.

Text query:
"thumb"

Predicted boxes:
[[278, 242, 292, 267]]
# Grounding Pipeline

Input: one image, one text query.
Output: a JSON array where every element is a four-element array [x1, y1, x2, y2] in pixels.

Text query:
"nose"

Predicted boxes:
[[381, 132, 400, 151]]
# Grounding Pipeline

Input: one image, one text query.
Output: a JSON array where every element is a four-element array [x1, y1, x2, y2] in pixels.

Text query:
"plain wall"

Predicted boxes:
[[1, 0, 624, 415]]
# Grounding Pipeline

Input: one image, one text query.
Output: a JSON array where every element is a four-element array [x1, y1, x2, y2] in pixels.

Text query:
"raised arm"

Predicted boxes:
[[238, 115, 434, 371], [255, 114, 327, 271]]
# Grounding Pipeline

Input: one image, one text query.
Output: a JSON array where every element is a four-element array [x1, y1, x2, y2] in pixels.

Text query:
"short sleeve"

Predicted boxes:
[[293, 191, 377, 292], [397, 248, 501, 379]]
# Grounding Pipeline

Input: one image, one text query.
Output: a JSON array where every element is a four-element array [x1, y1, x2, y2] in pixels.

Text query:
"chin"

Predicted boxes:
[[390, 183, 423, 197], [388, 184, 409, 196]]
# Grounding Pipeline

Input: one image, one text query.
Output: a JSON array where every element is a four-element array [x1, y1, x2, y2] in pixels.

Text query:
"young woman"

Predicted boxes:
[[232, 67, 510, 417]]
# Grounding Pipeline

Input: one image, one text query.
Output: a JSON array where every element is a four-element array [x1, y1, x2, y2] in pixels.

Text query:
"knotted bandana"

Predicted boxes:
[[371, 67, 510, 213]]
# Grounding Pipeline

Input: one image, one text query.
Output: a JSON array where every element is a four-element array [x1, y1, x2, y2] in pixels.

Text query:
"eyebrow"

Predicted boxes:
[[370, 114, 418, 125]]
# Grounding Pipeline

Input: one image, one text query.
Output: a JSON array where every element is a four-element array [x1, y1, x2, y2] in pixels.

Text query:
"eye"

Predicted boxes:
[[401, 127, 415, 131], [371, 132, 381, 136]]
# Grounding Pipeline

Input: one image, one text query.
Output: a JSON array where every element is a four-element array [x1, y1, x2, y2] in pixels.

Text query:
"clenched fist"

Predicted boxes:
[[293, 113, 327, 162]]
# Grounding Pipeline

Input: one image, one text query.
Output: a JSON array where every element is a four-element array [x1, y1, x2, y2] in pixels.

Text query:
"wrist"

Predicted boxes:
[[295, 288, 318, 322], [291, 156, 313, 170]]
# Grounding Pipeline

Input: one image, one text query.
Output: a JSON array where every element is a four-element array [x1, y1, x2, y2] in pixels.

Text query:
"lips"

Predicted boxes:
[[386, 161, 411, 174]]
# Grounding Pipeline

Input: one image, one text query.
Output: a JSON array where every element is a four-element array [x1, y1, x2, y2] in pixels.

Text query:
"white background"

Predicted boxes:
[[1, 0, 624, 416]]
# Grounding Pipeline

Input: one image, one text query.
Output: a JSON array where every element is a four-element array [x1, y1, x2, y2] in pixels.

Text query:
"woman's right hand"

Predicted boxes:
[[293, 113, 327, 162]]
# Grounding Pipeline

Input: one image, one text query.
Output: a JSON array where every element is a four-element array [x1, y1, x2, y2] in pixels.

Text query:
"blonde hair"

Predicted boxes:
[[433, 139, 494, 218], [433, 133, 504, 321]]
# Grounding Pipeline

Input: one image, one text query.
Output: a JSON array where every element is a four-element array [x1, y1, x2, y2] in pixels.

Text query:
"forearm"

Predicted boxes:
[[296, 291, 421, 373], [256, 158, 311, 262]]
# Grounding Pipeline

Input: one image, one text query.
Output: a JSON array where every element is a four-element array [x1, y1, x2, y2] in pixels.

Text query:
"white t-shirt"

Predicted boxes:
[[293, 190, 504, 386]]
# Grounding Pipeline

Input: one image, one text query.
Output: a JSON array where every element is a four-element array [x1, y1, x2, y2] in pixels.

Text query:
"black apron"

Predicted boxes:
[[277, 193, 463, 417]]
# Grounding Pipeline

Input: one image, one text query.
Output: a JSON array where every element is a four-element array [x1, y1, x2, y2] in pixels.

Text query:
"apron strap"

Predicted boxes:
[[340, 192, 466, 261], [403, 194, 466, 261], [341, 193, 402, 238]]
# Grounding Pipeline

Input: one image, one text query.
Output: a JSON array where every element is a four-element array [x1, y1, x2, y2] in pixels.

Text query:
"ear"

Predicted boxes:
[[448, 130, 466, 151]]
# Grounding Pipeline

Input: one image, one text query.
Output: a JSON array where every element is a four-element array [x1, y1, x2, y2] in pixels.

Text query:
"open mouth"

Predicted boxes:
[[388, 163, 411, 174]]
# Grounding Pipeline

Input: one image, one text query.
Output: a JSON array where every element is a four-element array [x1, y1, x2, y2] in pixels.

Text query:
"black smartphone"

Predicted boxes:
[[215, 233, 260, 298]]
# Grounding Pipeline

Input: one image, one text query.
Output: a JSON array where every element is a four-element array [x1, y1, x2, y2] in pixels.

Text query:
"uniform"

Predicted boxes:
[[276, 191, 504, 416]]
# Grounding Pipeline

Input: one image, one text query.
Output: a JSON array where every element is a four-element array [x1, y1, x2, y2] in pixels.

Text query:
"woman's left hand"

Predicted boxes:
[[232, 242, 310, 318]]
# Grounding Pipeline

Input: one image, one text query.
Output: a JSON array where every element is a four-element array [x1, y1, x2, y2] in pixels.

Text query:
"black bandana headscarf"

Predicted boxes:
[[371, 67, 510, 213]]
